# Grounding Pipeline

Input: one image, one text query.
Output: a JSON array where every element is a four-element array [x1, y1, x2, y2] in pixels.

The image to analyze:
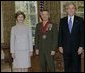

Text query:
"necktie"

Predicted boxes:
[[68, 17, 72, 33]]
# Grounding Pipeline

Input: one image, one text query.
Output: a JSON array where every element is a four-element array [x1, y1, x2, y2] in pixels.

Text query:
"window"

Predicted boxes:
[[15, 1, 38, 45]]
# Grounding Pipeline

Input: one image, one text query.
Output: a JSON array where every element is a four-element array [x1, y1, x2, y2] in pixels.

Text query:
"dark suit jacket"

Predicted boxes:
[[35, 22, 58, 53], [58, 15, 84, 54]]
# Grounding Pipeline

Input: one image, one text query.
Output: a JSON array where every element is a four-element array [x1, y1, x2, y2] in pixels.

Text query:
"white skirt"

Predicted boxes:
[[12, 50, 31, 68]]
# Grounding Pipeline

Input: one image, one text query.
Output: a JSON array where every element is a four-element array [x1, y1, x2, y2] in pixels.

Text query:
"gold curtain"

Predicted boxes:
[[2, 1, 15, 44]]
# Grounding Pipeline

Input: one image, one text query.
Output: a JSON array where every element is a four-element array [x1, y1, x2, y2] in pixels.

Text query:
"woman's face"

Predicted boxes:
[[16, 14, 24, 23]]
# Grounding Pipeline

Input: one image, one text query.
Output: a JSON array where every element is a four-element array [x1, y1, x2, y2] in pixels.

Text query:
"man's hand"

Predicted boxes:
[[59, 47, 63, 54], [51, 51, 55, 55], [77, 47, 83, 55], [35, 49, 39, 55]]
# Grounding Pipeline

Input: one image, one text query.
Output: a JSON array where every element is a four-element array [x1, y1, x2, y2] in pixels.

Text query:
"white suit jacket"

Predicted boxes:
[[10, 24, 33, 53]]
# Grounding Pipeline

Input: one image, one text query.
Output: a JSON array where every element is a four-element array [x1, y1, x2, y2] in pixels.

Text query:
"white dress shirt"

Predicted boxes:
[[68, 15, 74, 27]]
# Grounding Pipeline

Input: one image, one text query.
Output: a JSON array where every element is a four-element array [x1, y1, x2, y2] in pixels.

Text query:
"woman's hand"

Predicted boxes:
[[11, 53, 15, 59], [29, 51, 33, 56]]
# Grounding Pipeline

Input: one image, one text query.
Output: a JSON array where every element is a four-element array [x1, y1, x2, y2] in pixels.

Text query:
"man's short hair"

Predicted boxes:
[[65, 2, 76, 9]]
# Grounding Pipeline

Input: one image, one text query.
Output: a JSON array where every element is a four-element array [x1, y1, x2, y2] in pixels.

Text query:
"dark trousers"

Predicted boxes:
[[63, 51, 81, 72], [39, 52, 55, 72]]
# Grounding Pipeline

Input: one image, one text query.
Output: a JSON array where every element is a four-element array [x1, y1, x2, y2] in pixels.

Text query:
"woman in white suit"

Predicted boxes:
[[10, 11, 33, 72]]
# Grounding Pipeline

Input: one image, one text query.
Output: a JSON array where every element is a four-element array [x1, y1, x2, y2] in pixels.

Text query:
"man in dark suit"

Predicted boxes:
[[35, 10, 58, 72], [58, 2, 84, 72]]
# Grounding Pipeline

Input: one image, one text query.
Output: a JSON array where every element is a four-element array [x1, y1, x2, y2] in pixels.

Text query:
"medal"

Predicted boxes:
[[42, 35, 46, 39], [48, 24, 52, 31]]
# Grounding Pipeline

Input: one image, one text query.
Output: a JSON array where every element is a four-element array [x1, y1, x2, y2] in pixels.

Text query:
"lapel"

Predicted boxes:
[[71, 15, 78, 34], [64, 17, 70, 34]]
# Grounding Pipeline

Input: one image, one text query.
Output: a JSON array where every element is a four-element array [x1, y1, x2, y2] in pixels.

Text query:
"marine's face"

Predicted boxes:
[[41, 11, 50, 21]]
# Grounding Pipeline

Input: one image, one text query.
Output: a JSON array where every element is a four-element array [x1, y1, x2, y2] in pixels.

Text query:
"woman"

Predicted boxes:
[[10, 11, 33, 72]]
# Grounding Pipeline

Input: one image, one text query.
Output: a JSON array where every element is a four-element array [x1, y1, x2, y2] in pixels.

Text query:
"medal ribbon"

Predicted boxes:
[[40, 21, 49, 33]]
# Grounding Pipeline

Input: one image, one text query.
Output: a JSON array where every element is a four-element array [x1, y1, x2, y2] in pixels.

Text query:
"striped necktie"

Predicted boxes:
[[68, 17, 72, 33]]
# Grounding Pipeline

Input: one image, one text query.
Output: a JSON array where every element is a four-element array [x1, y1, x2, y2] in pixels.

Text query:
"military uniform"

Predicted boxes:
[[35, 22, 58, 72]]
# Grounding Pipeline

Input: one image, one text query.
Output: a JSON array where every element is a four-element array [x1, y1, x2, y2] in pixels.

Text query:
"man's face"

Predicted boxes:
[[66, 4, 76, 16], [41, 11, 49, 21]]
